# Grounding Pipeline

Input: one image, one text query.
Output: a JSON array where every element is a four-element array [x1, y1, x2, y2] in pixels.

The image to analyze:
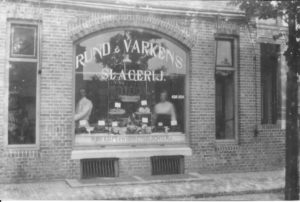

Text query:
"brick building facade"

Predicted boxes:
[[0, 0, 288, 182]]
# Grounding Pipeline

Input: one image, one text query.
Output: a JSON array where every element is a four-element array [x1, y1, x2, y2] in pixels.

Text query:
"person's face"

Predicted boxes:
[[160, 92, 167, 102], [80, 89, 86, 98]]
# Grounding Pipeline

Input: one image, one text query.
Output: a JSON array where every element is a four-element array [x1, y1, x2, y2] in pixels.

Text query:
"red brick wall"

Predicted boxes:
[[0, 2, 286, 182]]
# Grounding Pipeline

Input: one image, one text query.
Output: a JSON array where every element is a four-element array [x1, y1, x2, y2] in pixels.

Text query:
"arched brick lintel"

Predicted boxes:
[[69, 15, 197, 49]]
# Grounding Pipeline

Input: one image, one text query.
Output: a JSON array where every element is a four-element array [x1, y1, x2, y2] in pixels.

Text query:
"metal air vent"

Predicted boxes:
[[81, 158, 118, 179], [151, 155, 184, 175]]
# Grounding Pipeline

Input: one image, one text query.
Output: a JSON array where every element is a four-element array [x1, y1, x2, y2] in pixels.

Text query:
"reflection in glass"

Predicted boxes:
[[11, 25, 37, 57], [8, 62, 37, 144], [215, 70, 234, 139]]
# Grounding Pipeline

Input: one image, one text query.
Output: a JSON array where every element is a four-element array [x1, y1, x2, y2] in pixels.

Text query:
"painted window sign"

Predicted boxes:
[[75, 29, 186, 81], [74, 28, 187, 137]]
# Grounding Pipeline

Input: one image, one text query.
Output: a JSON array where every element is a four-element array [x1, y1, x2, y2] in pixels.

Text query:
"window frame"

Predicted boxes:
[[5, 20, 41, 149], [214, 34, 239, 143], [71, 27, 191, 148]]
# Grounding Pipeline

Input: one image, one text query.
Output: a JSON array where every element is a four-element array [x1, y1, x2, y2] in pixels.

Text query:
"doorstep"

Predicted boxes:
[[66, 172, 212, 188]]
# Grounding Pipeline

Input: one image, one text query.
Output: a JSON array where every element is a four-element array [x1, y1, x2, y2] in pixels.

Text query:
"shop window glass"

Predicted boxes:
[[10, 25, 37, 57], [74, 29, 187, 137], [8, 23, 38, 145], [261, 43, 279, 124], [215, 38, 236, 140]]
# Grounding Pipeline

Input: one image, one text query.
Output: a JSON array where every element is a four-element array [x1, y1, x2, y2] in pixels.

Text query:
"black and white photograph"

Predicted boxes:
[[0, 0, 299, 200]]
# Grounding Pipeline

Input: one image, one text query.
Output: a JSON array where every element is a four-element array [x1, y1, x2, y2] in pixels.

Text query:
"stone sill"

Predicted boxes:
[[258, 124, 284, 131], [71, 146, 192, 159], [74, 132, 186, 146]]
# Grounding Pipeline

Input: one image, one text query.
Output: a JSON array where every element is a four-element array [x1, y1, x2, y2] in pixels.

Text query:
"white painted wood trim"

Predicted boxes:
[[71, 146, 192, 159]]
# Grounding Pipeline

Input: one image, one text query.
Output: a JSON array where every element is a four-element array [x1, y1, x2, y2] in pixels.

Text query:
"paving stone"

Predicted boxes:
[[0, 170, 284, 200]]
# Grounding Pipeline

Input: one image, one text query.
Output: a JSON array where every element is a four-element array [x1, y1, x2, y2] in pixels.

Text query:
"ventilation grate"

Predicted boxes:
[[81, 158, 118, 179], [151, 155, 184, 175]]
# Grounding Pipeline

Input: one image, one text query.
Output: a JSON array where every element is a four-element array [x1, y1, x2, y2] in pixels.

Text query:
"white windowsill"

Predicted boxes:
[[5, 144, 39, 150], [215, 139, 237, 143], [71, 146, 192, 159]]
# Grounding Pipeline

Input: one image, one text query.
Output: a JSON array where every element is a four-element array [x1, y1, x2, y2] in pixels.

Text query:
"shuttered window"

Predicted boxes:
[[261, 43, 279, 124]]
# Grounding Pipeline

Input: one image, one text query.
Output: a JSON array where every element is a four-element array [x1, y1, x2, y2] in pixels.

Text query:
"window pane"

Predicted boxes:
[[74, 29, 187, 136], [216, 40, 232, 66], [261, 43, 279, 124], [11, 25, 37, 57], [215, 70, 234, 139], [8, 62, 37, 144]]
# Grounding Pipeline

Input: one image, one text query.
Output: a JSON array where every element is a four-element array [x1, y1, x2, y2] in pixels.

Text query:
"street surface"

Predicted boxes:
[[0, 170, 284, 200]]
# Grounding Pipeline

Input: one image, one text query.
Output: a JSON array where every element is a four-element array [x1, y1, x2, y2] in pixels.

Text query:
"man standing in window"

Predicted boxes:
[[153, 90, 177, 126], [74, 88, 93, 125]]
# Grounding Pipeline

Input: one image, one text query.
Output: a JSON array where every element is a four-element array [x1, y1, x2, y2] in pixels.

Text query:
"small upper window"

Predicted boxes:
[[215, 36, 237, 140], [10, 25, 37, 58], [216, 40, 233, 67]]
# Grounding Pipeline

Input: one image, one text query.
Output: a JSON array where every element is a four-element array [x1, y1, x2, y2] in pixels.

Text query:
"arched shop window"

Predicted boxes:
[[74, 28, 188, 137]]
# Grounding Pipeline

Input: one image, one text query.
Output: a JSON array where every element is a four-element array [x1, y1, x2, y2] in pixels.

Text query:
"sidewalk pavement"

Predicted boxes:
[[0, 170, 284, 200]]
